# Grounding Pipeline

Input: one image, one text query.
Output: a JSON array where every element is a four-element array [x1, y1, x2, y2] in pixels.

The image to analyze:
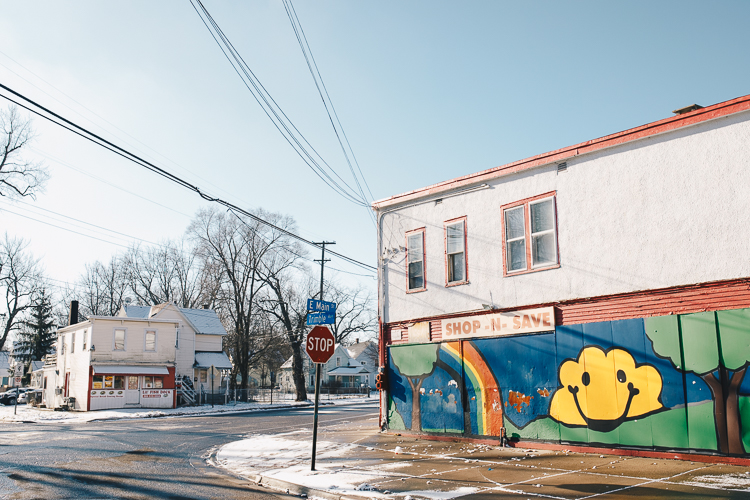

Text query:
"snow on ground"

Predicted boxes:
[[681, 472, 750, 492], [215, 433, 478, 499], [0, 396, 376, 424]]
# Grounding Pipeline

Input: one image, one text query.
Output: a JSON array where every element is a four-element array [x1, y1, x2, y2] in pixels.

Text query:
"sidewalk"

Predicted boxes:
[[212, 420, 750, 500]]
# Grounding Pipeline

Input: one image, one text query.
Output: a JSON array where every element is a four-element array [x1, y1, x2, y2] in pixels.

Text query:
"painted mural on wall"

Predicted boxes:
[[387, 307, 750, 455]]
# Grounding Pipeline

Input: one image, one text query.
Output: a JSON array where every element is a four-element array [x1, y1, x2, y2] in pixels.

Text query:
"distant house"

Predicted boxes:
[[279, 339, 377, 391], [0, 351, 10, 389], [40, 302, 230, 411]]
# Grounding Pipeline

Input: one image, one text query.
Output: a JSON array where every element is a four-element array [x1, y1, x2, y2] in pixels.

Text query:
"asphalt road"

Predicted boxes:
[[0, 401, 379, 500]]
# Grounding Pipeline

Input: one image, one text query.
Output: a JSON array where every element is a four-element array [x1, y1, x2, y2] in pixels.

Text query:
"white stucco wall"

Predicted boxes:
[[88, 319, 178, 365], [379, 110, 750, 324]]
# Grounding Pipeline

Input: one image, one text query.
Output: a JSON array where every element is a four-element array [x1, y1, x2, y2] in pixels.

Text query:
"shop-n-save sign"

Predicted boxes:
[[441, 307, 554, 340]]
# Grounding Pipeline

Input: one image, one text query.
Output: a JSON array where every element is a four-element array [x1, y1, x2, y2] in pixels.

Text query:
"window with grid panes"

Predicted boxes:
[[406, 231, 425, 291], [503, 195, 558, 274], [446, 220, 466, 283]]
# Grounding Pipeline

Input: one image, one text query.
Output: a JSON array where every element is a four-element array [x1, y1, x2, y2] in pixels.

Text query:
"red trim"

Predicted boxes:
[[405, 228, 427, 293], [500, 192, 558, 276], [386, 431, 750, 466], [373, 94, 750, 209], [87, 366, 93, 411], [443, 216, 469, 287], [383, 277, 750, 340]]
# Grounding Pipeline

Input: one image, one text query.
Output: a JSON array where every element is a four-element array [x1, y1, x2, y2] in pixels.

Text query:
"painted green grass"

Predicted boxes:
[[388, 396, 406, 431], [504, 402, 718, 451]]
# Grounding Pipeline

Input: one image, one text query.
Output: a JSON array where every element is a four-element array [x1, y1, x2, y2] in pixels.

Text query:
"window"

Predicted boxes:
[[445, 218, 468, 285], [175, 330, 179, 349], [70, 332, 75, 354], [502, 193, 559, 275], [143, 376, 163, 389], [82, 330, 87, 351], [406, 229, 426, 292], [114, 329, 126, 350], [361, 361, 366, 365], [145, 331, 156, 351], [336, 357, 341, 367]]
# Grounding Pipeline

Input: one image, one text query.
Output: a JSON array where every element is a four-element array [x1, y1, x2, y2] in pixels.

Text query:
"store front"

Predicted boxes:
[[89, 365, 175, 410]]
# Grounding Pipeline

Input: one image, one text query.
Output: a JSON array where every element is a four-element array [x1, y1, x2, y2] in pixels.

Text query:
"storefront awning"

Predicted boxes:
[[194, 352, 233, 370], [92, 365, 170, 375]]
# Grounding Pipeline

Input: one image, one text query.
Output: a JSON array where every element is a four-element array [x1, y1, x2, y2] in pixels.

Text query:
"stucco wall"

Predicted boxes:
[[380, 110, 750, 324]]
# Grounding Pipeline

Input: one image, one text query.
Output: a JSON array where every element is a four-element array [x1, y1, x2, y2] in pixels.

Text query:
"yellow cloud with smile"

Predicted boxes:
[[549, 347, 663, 432]]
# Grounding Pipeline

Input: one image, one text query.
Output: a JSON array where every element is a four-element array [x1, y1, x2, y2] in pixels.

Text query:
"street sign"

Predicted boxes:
[[307, 311, 336, 325], [305, 325, 335, 364], [13, 376, 22, 387], [13, 364, 23, 377], [307, 299, 336, 314]]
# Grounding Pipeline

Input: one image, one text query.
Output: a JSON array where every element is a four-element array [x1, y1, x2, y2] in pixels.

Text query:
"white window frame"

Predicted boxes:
[[70, 332, 75, 354], [113, 328, 127, 351], [144, 330, 157, 352], [502, 193, 559, 275], [445, 217, 468, 285], [406, 228, 426, 292]]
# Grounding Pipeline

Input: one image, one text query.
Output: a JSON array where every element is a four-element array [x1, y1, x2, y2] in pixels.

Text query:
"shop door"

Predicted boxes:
[[64, 373, 70, 397], [126, 376, 140, 404]]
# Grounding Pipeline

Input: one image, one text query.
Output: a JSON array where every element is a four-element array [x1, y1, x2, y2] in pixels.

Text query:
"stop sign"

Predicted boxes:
[[306, 325, 335, 363]]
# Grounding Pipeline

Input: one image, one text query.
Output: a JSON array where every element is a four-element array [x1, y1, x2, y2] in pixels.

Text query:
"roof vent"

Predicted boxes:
[[557, 162, 568, 172], [672, 104, 703, 115]]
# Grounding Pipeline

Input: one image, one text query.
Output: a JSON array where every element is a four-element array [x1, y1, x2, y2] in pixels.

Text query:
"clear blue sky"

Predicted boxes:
[[1, 1, 749, 292]]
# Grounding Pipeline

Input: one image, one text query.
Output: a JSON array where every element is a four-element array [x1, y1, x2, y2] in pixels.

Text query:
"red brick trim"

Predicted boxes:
[[373, 94, 750, 210]]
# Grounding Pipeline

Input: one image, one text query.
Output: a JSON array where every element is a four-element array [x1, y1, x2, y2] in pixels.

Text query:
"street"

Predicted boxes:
[[0, 401, 378, 499]]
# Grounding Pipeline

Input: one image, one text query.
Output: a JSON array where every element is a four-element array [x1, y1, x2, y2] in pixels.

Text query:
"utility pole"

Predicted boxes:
[[310, 241, 334, 471]]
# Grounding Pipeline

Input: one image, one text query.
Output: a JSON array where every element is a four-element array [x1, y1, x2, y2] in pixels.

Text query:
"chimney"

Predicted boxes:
[[68, 301, 79, 326], [355, 338, 359, 344], [672, 104, 703, 115]]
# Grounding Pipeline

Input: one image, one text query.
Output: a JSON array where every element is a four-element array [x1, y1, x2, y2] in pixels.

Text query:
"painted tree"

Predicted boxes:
[[390, 343, 439, 432], [646, 310, 750, 454]]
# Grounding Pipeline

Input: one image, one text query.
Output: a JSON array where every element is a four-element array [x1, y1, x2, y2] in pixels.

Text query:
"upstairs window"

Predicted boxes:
[[114, 329, 126, 350], [502, 193, 559, 275], [445, 218, 468, 285], [82, 330, 87, 351], [145, 331, 156, 351], [406, 229, 426, 292]]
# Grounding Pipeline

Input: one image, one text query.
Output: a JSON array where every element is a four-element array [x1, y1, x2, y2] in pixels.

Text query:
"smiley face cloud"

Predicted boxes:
[[549, 347, 663, 432]]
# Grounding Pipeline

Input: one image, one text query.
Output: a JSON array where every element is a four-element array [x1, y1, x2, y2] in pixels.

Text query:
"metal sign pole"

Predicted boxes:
[[311, 240, 333, 471]]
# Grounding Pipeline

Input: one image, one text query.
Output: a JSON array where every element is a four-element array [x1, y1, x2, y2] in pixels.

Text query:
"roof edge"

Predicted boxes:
[[372, 94, 750, 210]]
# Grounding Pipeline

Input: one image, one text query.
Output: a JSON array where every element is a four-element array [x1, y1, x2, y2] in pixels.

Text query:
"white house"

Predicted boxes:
[[42, 302, 230, 411], [280, 340, 377, 391], [373, 95, 750, 457]]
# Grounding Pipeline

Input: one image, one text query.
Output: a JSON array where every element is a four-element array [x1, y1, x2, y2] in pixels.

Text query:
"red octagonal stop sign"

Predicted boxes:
[[306, 325, 335, 363]]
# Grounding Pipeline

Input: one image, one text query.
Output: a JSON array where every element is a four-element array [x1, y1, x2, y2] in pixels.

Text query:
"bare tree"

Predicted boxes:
[[325, 282, 377, 345], [0, 106, 47, 199], [0, 233, 43, 351], [76, 256, 128, 317], [259, 248, 312, 402], [189, 207, 293, 396], [123, 240, 206, 308]]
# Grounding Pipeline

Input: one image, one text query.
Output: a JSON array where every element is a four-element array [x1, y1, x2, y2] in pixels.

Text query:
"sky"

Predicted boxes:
[[1, 1, 750, 299]]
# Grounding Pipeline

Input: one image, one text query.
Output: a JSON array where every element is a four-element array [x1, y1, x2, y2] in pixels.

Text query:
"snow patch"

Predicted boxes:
[[682, 473, 750, 491]]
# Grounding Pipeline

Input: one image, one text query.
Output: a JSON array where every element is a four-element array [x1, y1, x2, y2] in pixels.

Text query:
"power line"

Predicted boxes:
[[0, 82, 377, 272], [190, 0, 369, 208], [282, 0, 376, 218]]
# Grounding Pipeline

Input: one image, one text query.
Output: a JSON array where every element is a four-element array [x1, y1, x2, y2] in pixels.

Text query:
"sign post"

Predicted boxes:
[[307, 240, 336, 471], [13, 364, 23, 416], [305, 324, 335, 470]]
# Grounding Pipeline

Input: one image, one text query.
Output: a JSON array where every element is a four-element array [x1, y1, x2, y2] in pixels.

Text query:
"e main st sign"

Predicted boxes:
[[440, 306, 555, 340]]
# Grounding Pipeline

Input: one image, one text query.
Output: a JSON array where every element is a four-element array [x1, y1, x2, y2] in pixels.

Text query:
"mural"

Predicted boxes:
[[549, 346, 664, 432], [387, 307, 750, 455]]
